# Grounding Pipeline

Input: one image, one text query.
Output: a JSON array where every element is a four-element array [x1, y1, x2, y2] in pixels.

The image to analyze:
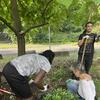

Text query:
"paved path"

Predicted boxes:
[[0, 44, 77, 56], [0, 44, 100, 56]]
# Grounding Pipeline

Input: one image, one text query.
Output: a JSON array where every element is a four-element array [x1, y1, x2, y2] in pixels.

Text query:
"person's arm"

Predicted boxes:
[[30, 58, 51, 90], [78, 34, 85, 47], [78, 34, 83, 47], [78, 35, 90, 47], [29, 69, 46, 93], [78, 39, 85, 47], [34, 69, 46, 84], [29, 69, 46, 90], [33, 69, 46, 89]]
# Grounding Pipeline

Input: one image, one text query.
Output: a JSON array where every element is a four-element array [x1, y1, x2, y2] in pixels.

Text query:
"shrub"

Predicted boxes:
[[43, 88, 78, 100], [33, 32, 49, 43]]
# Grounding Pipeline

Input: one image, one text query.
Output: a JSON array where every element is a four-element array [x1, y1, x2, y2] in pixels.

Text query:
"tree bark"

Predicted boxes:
[[10, 0, 25, 56], [17, 34, 25, 56], [10, 0, 22, 32]]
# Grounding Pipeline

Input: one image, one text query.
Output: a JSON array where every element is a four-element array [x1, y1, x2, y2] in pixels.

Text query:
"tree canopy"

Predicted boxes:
[[0, 0, 100, 55]]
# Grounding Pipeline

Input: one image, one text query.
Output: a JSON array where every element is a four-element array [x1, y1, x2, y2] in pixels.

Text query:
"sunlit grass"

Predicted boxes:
[[0, 45, 100, 98], [0, 43, 77, 49], [0, 43, 17, 49], [0, 42, 99, 49], [0, 43, 78, 53], [0, 55, 15, 69]]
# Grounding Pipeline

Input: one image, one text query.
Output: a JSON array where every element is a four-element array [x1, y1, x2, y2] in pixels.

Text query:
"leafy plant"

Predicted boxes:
[[33, 32, 48, 43], [43, 88, 78, 100], [51, 67, 66, 82]]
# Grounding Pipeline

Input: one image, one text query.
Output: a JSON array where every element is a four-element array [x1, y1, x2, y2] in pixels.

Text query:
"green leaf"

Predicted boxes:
[[56, 0, 73, 9], [92, 0, 100, 4]]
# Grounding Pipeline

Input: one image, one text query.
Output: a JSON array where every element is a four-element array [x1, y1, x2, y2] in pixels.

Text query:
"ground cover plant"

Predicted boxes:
[[0, 50, 100, 100]]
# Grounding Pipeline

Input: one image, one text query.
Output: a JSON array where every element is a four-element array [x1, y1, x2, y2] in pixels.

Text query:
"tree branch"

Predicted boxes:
[[42, 0, 53, 17], [0, 16, 17, 34], [20, 23, 48, 35]]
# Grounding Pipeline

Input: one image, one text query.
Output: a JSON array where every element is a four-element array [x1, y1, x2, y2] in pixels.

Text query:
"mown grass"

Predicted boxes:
[[0, 43, 77, 49], [0, 42, 99, 51], [0, 50, 100, 99], [0, 55, 15, 70]]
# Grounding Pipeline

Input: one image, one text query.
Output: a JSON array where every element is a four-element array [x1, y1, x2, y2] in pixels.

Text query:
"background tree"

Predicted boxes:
[[60, 0, 100, 35], [0, 0, 71, 55], [0, 0, 100, 55]]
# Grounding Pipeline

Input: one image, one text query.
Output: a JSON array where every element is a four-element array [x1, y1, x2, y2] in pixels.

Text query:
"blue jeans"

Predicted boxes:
[[66, 79, 85, 100], [67, 80, 78, 94]]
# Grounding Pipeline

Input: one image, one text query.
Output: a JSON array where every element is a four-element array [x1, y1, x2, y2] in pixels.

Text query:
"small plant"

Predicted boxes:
[[43, 88, 78, 100], [51, 68, 66, 82]]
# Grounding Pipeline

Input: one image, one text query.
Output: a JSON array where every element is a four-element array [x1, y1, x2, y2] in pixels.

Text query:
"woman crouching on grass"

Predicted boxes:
[[66, 67, 97, 100]]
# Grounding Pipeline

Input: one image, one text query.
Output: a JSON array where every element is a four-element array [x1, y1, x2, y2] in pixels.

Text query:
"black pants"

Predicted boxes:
[[78, 53, 93, 73], [2, 62, 32, 98]]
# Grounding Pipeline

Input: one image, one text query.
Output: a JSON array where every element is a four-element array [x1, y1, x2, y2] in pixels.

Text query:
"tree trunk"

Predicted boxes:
[[10, 0, 22, 32], [17, 34, 25, 56], [10, 0, 26, 56]]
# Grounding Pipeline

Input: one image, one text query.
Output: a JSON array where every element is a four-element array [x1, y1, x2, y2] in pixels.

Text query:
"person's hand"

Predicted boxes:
[[83, 35, 90, 39], [30, 82, 39, 91], [30, 81, 44, 90], [40, 84, 50, 92]]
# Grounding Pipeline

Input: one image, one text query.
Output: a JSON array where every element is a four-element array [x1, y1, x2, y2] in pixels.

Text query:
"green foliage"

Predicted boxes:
[[25, 27, 49, 43], [43, 88, 78, 100], [66, 0, 100, 26], [0, 0, 69, 29], [1, 50, 100, 99], [26, 32, 80, 44], [60, 22, 82, 33], [0, 55, 15, 68], [51, 32, 80, 43], [94, 80, 100, 95], [0, 0, 71, 44], [0, 0, 100, 44], [0, 22, 6, 32], [66, 32, 80, 42], [25, 29, 38, 43], [51, 68, 66, 82], [93, 0, 100, 4], [33, 32, 48, 43], [56, 0, 73, 9], [0, 0, 10, 20], [5, 29, 17, 43]]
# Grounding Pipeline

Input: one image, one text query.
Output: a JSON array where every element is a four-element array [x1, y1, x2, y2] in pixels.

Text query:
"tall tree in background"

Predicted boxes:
[[0, 0, 100, 55], [66, 0, 100, 26], [0, 0, 69, 55]]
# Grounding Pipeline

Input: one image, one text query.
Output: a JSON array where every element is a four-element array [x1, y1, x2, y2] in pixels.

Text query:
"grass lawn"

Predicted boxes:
[[0, 42, 77, 48], [0, 42, 100, 49], [0, 49, 100, 99]]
